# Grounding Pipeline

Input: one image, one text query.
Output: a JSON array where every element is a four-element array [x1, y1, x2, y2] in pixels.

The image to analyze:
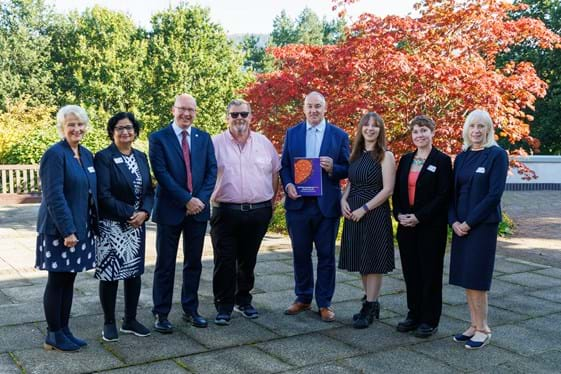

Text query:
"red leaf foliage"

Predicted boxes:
[[245, 0, 561, 179]]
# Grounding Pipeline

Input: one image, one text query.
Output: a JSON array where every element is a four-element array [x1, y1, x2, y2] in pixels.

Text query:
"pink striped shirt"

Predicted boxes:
[[212, 130, 280, 204]]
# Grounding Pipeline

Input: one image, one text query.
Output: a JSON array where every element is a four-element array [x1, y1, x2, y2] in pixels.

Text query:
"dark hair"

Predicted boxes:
[[408, 115, 435, 131], [350, 112, 387, 163], [107, 112, 141, 141]]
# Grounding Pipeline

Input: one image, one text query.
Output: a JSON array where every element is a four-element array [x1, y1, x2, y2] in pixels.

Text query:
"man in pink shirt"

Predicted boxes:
[[210, 99, 280, 325]]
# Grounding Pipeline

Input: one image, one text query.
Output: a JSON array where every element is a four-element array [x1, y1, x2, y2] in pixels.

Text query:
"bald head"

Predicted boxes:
[[172, 93, 197, 129]]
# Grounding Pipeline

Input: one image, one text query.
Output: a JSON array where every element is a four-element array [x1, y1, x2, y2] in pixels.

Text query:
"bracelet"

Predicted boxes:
[[362, 204, 369, 212]]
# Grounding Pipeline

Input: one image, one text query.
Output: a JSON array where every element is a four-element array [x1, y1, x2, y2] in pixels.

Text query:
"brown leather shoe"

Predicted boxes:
[[284, 302, 312, 315], [319, 307, 336, 322]]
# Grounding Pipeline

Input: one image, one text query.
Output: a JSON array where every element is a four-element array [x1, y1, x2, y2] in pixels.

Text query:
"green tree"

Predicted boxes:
[[322, 16, 346, 45], [240, 34, 273, 73], [142, 4, 249, 134], [270, 10, 297, 46], [48, 6, 147, 128], [503, 0, 561, 154], [295, 7, 323, 45], [0, 0, 55, 109]]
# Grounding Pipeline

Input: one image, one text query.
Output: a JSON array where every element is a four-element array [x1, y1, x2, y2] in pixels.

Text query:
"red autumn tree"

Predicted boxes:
[[245, 0, 561, 178]]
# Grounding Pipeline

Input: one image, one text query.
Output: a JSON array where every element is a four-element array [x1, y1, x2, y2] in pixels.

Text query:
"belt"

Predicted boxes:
[[213, 200, 272, 212]]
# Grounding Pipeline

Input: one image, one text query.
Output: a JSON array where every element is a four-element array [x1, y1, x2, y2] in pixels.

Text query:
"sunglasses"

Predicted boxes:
[[229, 112, 250, 119]]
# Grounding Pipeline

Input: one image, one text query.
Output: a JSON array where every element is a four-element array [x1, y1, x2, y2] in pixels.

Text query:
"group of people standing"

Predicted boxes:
[[35, 90, 508, 353]]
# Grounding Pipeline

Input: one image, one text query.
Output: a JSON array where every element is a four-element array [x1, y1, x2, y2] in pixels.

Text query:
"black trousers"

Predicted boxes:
[[210, 205, 272, 312], [397, 223, 447, 327]]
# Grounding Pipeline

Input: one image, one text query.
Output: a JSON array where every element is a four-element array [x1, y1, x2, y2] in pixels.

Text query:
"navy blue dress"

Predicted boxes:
[[449, 150, 499, 291]]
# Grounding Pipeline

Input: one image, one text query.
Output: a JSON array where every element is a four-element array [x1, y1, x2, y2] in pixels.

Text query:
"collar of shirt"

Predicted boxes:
[[172, 121, 190, 137], [225, 129, 253, 146], [306, 119, 326, 133]]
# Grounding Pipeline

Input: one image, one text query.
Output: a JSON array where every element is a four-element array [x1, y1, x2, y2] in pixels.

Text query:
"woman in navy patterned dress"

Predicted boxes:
[[94, 112, 154, 342], [339, 112, 396, 329], [36, 105, 98, 352]]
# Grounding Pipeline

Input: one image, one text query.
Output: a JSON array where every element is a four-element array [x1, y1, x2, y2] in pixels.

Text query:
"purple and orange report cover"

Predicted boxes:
[[293, 157, 323, 196]]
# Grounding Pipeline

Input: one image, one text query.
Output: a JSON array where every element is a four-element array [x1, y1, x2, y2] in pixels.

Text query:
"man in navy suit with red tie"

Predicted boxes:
[[149, 94, 217, 332], [281, 92, 350, 322]]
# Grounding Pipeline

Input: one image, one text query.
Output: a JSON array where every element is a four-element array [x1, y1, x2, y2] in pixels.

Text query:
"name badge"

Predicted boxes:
[[427, 165, 437, 172], [113, 157, 123, 164], [87, 166, 95, 173], [476, 167, 485, 174]]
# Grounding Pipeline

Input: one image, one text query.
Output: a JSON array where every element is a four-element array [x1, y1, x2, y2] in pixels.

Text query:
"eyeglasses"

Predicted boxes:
[[174, 106, 196, 113], [229, 112, 250, 119], [115, 125, 134, 133]]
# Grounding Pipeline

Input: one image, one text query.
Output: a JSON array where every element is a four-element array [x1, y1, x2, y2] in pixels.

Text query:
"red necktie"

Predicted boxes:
[[181, 130, 193, 192]]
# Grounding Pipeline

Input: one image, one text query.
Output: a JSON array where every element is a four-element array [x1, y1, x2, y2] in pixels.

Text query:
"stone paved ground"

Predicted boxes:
[[1, 191, 561, 373]]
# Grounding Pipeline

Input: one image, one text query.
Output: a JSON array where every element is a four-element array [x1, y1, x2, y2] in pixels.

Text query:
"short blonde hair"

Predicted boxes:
[[462, 109, 497, 150], [56, 105, 90, 139]]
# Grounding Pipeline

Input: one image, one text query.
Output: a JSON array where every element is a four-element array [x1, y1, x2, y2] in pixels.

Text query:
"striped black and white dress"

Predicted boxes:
[[339, 152, 394, 274], [94, 153, 145, 281]]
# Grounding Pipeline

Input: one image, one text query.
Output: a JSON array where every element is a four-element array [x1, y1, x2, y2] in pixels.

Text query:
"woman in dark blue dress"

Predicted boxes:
[[94, 112, 154, 342], [36, 105, 98, 352], [449, 109, 508, 349]]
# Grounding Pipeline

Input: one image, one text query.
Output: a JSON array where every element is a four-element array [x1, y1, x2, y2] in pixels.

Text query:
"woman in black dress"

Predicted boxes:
[[449, 109, 508, 349], [393, 115, 452, 338], [339, 112, 395, 329], [94, 112, 154, 342], [36, 105, 98, 351]]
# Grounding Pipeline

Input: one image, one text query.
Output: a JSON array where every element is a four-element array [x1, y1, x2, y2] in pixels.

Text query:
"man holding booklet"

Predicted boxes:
[[280, 91, 350, 322]]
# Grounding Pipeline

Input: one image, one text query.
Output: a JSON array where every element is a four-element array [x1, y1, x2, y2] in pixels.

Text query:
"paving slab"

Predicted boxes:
[[256, 333, 362, 367], [178, 315, 279, 349], [103, 329, 206, 365], [0, 353, 21, 373], [283, 362, 362, 373], [0, 301, 45, 326], [489, 293, 561, 317], [1, 283, 48, 304], [493, 258, 547, 274], [251, 308, 344, 337], [496, 272, 561, 289], [489, 350, 561, 374], [0, 324, 45, 353], [340, 347, 454, 374], [527, 288, 561, 304], [254, 260, 294, 275], [442, 304, 530, 326], [532, 267, 561, 279], [14, 340, 123, 374], [97, 360, 188, 373], [0, 290, 13, 305], [410, 334, 520, 371], [491, 323, 557, 356], [323, 322, 418, 352], [178, 346, 293, 373], [254, 273, 294, 292]]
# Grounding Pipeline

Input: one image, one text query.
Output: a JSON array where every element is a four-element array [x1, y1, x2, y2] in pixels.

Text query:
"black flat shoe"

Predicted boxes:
[[397, 318, 419, 333], [154, 314, 173, 334], [183, 312, 208, 328], [414, 323, 438, 338]]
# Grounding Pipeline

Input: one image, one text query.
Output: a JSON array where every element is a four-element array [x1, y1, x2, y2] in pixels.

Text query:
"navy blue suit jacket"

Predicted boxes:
[[94, 143, 154, 222], [280, 121, 350, 218], [448, 145, 508, 227], [149, 124, 217, 225], [36, 140, 98, 240]]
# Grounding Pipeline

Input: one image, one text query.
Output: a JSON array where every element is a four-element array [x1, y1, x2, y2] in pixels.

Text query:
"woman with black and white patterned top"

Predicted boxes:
[[94, 112, 154, 342]]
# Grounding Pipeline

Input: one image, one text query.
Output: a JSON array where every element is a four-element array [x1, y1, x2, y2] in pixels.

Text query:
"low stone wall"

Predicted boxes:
[[507, 155, 561, 191]]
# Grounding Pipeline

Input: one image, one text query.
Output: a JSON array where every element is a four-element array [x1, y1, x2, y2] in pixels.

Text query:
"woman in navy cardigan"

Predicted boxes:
[[36, 105, 98, 352], [94, 112, 154, 342], [393, 115, 452, 338], [449, 109, 508, 349]]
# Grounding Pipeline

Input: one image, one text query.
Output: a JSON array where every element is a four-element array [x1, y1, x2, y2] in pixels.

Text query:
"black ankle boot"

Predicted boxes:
[[371, 300, 380, 320], [353, 301, 375, 329]]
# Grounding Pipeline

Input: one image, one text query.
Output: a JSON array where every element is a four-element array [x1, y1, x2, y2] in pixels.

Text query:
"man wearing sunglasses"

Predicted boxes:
[[280, 91, 350, 322], [210, 99, 280, 325], [149, 93, 217, 332]]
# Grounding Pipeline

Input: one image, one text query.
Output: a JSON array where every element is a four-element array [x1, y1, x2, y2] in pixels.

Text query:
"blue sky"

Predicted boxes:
[[47, 0, 418, 34]]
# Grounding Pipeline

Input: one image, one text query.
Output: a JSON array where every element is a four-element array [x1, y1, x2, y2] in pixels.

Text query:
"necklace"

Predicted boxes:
[[412, 157, 425, 166]]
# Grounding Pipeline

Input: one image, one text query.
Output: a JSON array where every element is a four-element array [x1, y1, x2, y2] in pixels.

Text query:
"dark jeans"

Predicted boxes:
[[43, 271, 77, 331], [152, 216, 207, 316], [210, 205, 272, 313]]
